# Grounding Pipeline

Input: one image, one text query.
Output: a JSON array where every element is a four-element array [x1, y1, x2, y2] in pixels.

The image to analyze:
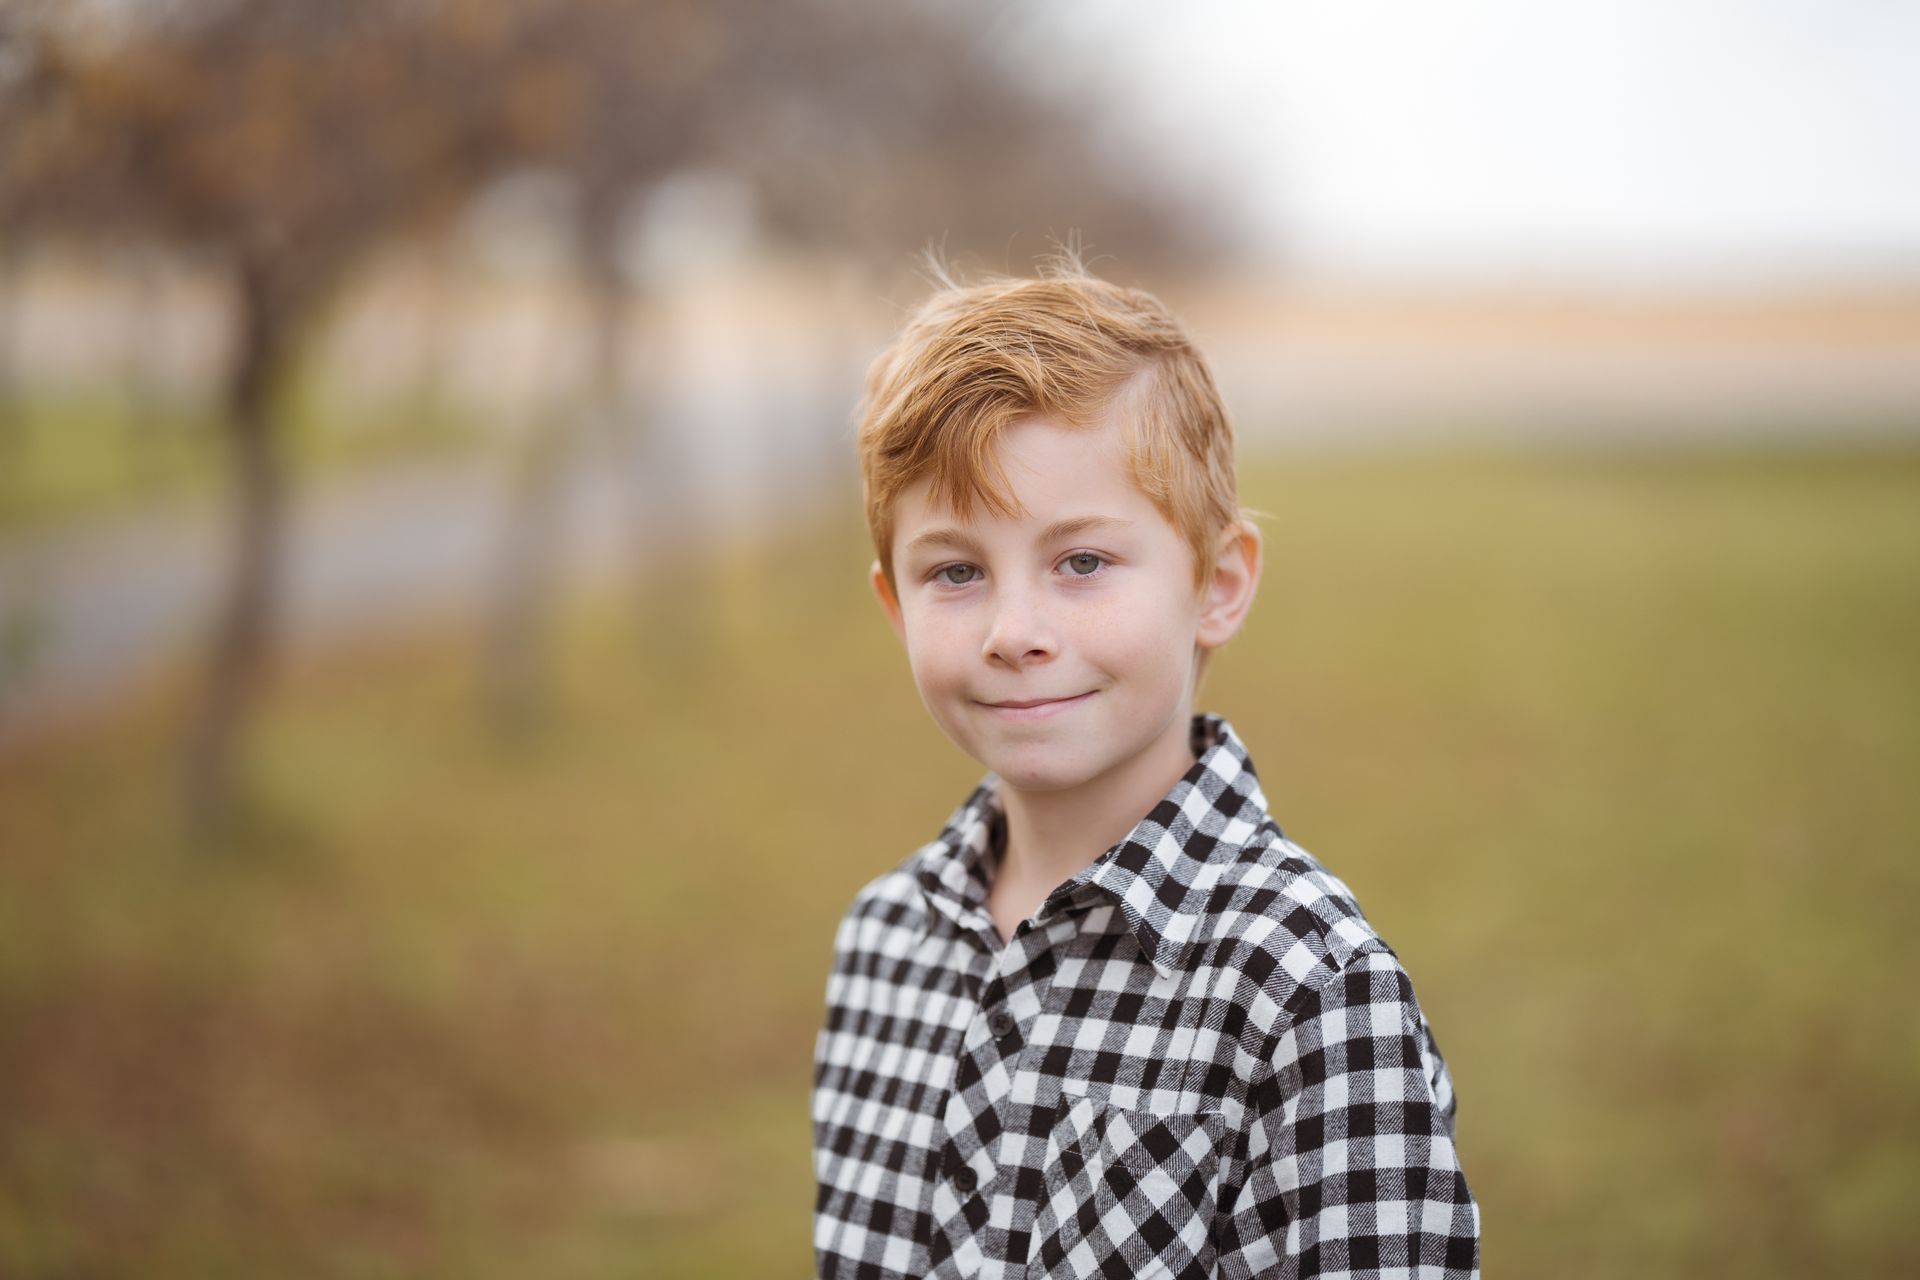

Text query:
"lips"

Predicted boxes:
[[979, 690, 1096, 720]]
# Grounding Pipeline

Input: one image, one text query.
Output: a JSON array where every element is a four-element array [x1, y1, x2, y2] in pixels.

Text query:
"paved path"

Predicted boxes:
[[0, 419, 849, 748]]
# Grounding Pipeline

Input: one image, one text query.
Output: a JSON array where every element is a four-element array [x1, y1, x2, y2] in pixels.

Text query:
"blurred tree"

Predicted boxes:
[[0, 6, 24, 485], [465, 0, 1223, 736], [0, 0, 1224, 823], [726, 0, 1222, 270], [0, 0, 539, 831], [461, 0, 721, 739], [0, 238, 18, 493]]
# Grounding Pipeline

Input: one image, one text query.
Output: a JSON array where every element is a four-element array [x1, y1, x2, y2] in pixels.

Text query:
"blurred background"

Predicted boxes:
[[1, 0, 1917, 1275]]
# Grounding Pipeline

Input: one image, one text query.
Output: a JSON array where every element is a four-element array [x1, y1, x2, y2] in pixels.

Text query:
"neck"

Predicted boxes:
[[994, 706, 1201, 895]]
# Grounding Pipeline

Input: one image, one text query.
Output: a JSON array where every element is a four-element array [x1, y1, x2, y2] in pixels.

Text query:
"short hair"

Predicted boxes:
[[856, 251, 1251, 616]]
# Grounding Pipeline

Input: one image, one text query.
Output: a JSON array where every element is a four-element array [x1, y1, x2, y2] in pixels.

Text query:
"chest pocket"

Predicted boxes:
[[1025, 1093, 1224, 1280]]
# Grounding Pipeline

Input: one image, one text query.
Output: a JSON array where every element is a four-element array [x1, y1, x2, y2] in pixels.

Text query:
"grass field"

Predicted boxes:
[[0, 387, 483, 533], [2, 446, 1917, 1278]]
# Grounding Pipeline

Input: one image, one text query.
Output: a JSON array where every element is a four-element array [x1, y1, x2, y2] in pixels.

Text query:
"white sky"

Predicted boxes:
[[1000, 0, 1920, 287]]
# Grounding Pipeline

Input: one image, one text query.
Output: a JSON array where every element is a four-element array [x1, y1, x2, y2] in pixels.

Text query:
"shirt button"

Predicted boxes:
[[953, 1165, 979, 1195], [987, 1008, 1017, 1041]]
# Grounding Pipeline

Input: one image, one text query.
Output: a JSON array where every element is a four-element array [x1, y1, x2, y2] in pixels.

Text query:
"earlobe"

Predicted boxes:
[[869, 559, 907, 645]]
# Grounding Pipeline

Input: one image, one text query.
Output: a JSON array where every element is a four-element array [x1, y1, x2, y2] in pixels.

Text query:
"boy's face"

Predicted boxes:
[[870, 409, 1260, 795]]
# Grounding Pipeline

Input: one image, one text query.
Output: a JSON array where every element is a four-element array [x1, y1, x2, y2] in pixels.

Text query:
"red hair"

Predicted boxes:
[[857, 250, 1251, 610]]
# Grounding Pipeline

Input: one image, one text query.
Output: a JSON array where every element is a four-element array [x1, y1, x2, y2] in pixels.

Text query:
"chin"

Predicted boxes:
[[993, 766, 1091, 794], [980, 743, 1100, 793]]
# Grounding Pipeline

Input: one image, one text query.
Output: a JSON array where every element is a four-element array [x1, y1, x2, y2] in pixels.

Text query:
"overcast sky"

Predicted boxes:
[[1002, 0, 1920, 287]]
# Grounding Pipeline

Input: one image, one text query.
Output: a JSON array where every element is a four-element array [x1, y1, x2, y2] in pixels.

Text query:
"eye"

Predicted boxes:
[[1062, 552, 1106, 577], [936, 563, 980, 586]]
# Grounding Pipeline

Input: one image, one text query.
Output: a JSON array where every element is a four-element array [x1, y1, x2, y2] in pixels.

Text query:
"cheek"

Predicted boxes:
[[899, 608, 971, 690], [1080, 593, 1185, 662]]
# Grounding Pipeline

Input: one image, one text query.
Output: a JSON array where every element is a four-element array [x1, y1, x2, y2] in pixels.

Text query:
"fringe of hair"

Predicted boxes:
[[856, 246, 1261, 621]]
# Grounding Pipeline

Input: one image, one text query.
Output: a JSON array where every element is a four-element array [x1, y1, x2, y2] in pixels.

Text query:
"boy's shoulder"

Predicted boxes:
[[828, 773, 997, 945], [1190, 822, 1383, 968], [834, 841, 940, 933]]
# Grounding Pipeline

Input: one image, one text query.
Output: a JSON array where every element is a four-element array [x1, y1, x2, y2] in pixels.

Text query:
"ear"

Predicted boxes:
[[1195, 519, 1262, 652], [869, 558, 907, 645]]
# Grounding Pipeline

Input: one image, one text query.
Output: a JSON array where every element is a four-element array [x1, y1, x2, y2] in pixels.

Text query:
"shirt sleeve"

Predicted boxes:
[[1216, 947, 1481, 1279]]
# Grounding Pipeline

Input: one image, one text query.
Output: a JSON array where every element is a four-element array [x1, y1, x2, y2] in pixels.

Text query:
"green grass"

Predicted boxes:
[[1, 446, 1917, 1277], [0, 386, 486, 532]]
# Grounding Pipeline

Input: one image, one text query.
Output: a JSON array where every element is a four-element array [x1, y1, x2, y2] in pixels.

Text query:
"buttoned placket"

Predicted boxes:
[[927, 887, 1085, 1279]]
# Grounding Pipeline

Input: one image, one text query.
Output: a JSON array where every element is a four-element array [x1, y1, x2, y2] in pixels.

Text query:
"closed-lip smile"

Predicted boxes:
[[980, 691, 1095, 718]]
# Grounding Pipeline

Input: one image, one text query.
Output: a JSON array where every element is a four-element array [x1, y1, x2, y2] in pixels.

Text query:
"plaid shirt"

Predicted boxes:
[[812, 712, 1480, 1280]]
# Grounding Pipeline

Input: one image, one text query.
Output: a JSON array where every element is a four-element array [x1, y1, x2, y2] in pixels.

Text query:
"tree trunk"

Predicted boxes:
[[482, 405, 570, 741], [617, 284, 721, 667], [403, 244, 457, 444], [481, 272, 619, 740], [0, 241, 23, 500], [183, 256, 289, 836], [118, 245, 168, 492]]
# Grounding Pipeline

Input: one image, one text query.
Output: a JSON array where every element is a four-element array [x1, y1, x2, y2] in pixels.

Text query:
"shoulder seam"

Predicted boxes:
[[1246, 937, 1400, 1096]]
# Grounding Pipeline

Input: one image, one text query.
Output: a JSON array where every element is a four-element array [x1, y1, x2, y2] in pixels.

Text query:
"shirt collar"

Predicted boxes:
[[914, 712, 1275, 978]]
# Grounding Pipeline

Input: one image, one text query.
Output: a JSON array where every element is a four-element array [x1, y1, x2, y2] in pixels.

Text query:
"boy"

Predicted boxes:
[[812, 255, 1479, 1279]]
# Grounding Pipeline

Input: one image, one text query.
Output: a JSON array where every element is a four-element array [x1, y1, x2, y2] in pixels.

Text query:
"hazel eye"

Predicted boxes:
[[1064, 552, 1105, 577], [939, 564, 980, 586]]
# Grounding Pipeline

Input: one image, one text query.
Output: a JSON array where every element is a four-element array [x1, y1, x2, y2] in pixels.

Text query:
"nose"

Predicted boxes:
[[981, 580, 1058, 669]]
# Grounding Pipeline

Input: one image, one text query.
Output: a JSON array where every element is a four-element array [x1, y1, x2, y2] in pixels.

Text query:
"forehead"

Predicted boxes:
[[892, 412, 1154, 538]]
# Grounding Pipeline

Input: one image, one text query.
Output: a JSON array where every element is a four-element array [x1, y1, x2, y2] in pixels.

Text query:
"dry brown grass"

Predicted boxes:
[[2, 447, 1917, 1277]]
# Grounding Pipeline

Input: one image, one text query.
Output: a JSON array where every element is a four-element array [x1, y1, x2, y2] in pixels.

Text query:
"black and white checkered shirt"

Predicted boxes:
[[812, 712, 1480, 1279]]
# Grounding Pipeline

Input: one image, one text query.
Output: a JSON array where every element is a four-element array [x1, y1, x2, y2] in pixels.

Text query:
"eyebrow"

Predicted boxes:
[[902, 515, 1134, 560]]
